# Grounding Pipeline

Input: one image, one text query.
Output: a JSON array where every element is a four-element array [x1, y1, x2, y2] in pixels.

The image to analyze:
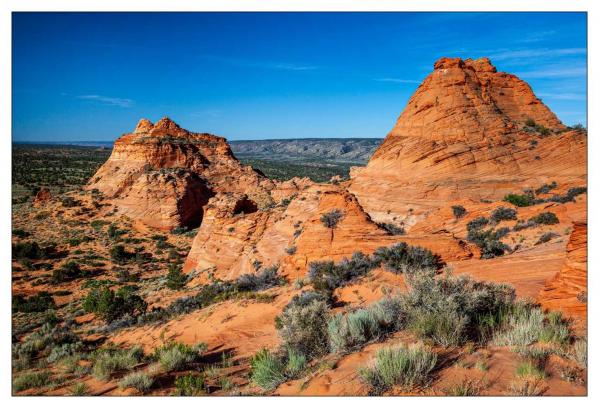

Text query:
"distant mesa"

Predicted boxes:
[[86, 117, 273, 230]]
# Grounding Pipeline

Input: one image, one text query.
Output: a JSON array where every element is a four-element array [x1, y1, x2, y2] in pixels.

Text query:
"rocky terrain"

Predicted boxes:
[[12, 57, 587, 397]]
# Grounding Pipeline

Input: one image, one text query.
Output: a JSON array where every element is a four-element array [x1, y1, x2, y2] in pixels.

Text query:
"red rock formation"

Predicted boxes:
[[539, 222, 587, 326], [349, 57, 587, 226], [87, 117, 273, 230], [33, 187, 52, 207]]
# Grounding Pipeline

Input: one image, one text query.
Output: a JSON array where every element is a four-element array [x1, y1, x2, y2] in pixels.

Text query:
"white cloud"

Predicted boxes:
[[77, 94, 133, 108]]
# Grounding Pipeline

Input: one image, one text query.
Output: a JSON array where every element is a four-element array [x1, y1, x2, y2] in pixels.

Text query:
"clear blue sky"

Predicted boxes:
[[12, 12, 587, 142]]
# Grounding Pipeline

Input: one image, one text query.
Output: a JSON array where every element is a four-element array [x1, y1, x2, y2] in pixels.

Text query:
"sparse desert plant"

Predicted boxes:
[[491, 207, 518, 223], [530, 212, 559, 225], [536, 231, 558, 245], [174, 374, 206, 396], [494, 304, 544, 347], [328, 297, 404, 353], [12, 291, 55, 313], [452, 205, 467, 219], [91, 346, 144, 381], [509, 378, 547, 396], [13, 371, 52, 392], [285, 348, 307, 378], [83, 285, 147, 322], [572, 337, 587, 368], [52, 260, 85, 283], [504, 193, 534, 207], [320, 209, 343, 228], [467, 217, 490, 230], [376, 222, 405, 235], [401, 269, 515, 346], [372, 243, 443, 274], [535, 182, 557, 195], [275, 294, 330, 358], [154, 341, 207, 372], [444, 378, 482, 396], [358, 344, 437, 394], [308, 251, 375, 294], [71, 382, 88, 396], [466, 227, 512, 259], [118, 371, 154, 392], [165, 263, 188, 290], [516, 360, 546, 380], [235, 265, 284, 291], [250, 349, 286, 391]]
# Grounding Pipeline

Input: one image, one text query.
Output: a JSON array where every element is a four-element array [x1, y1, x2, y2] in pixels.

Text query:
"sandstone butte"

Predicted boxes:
[[80, 57, 586, 395]]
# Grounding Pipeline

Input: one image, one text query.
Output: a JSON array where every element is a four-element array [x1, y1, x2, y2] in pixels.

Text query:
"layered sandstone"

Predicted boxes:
[[87, 117, 273, 229], [349, 57, 587, 226]]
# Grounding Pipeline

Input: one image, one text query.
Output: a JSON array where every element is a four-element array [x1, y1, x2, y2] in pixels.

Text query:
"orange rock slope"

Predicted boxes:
[[86, 117, 274, 230], [349, 57, 586, 226]]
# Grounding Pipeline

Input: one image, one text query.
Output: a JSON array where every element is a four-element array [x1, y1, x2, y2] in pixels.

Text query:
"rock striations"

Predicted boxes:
[[87, 117, 273, 230], [349, 57, 587, 226]]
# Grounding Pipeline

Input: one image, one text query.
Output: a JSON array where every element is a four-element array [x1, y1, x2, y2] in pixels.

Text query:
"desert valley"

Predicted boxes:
[[11, 57, 587, 396]]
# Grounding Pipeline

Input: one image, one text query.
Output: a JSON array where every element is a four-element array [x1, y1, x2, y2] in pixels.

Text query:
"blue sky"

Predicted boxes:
[[12, 12, 587, 142]]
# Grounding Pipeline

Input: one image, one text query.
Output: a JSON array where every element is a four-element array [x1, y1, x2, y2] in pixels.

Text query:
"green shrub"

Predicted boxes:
[[466, 217, 489, 231], [12, 292, 55, 313], [328, 297, 404, 353], [83, 286, 146, 322], [467, 228, 512, 259], [504, 194, 534, 207], [174, 374, 206, 396], [12, 241, 48, 260], [118, 371, 154, 392], [372, 243, 443, 274], [320, 209, 343, 228], [530, 212, 559, 225], [91, 346, 144, 381], [13, 371, 51, 392], [166, 264, 188, 290], [358, 344, 437, 394], [516, 361, 546, 380], [52, 260, 85, 283], [250, 349, 286, 391], [153, 341, 207, 371], [71, 382, 88, 396], [275, 293, 330, 358], [285, 348, 307, 378], [452, 205, 467, 219], [401, 270, 515, 346], [491, 207, 517, 223], [236, 265, 284, 291], [308, 252, 375, 294], [109, 245, 134, 263], [494, 303, 570, 348]]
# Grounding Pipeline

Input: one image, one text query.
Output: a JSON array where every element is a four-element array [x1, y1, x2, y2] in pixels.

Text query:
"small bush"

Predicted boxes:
[[402, 270, 515, 346], [71, 382, 88, 396], [285, 348, 307, 378], [12, 241, 49, 260], [166, 264, 188, 290], [308, 252, 375, 294], [250, 349, 286, 391], [174, 374, 206, 396], [328, 297, 404, 353], [320, 209, 343, 228], [535, 182, 557, 195], [513, 219, 537, 231], [13, 371, 51, 392], [372, 243, 443, 274], [12, 292, 55, 313], [466, 217, 489, 231], [358, 344, 437, 394], [91, 346, 144, 381], [536, 232, 558, 245], [530, 212, 559, 225], [504, 194, 534, 207], [275, 294, 330, 358], [491, 207, 517, 223], [376, 222, 405, 235], [109, 245, 134, 263], [467, 228, 512, 259], [452, 205, 467, 219], [153, 341, 207, 371], [83, 286, 147, 322], [516, 361, 546, 380], [118, 371, 154, 392], [236, 265, 284, 291], [52, 260, 85, 283]]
